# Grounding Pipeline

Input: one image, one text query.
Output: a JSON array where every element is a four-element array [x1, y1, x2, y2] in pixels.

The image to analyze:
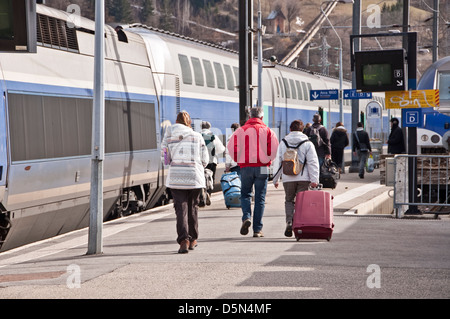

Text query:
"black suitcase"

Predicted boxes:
[[319, 159, 339, 189]]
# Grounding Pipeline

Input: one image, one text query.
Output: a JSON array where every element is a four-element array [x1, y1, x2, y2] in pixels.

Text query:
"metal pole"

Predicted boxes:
[[239, 0, 249, 125], [257, 0, 262, 107], [87, 0, 105, 255], [349, 0, 361, 173], [432, 0, 439, 62]]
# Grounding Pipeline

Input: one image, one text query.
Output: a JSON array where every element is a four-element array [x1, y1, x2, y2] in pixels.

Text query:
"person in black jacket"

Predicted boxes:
[[387, 118, 406, 154], [352, 122, 372, 179], [330, 121, 349, 174], [304, 114, 331, 167]]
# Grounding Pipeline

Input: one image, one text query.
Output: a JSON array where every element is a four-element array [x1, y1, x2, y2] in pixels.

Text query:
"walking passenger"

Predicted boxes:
[[225, 123, 241, 176], [352, 122, 372, 179], [330, 121, 349, 173], [161, 111, 209, 254], [227, 107, 279, 238], [387, 117, 406, 155], [304, 114, 331, 167], [273, 120, 320, 237], [201, 121, 225, 184]]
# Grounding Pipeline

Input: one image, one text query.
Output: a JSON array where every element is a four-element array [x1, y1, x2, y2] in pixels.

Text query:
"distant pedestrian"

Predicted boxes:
[[273, 120, 320, 237], [227, 107, 279, 238], [161, 111, 209, 253], [225, 123, 241, 176], [330, 121, 349, 173], [387, 117, 406, 154], [352, 122, 372, 179], [201, 121, 225, 186], [304, 114, 331, 167]]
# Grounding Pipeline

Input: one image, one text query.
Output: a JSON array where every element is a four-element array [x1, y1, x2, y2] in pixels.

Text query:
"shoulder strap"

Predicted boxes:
[[283, 138, 309, 149]]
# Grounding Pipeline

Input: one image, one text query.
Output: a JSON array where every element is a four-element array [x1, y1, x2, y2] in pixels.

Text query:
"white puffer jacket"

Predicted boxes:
[[161, 123, 209, 189], [272, 131, 320, 184]]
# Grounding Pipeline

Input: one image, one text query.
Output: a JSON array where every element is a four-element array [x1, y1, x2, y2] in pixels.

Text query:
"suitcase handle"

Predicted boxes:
[[308, 183, 323, 191]]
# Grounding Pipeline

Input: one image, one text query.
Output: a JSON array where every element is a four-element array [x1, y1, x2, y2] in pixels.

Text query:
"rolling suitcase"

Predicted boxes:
[[220, 171, 241, 209], [292, 188, 334, 241]]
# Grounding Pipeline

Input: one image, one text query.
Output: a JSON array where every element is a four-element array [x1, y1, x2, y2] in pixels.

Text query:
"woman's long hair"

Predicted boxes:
[[176, 111, 191, 128]]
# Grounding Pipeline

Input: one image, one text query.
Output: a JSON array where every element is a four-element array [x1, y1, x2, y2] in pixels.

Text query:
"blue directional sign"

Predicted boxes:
[[402, 108, 423, 127], [343, 89, 372, 99], [310, 90, 338, 100]]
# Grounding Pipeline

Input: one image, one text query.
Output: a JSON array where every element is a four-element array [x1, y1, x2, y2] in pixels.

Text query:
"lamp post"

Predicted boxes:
[[320, 0, 353, 124]]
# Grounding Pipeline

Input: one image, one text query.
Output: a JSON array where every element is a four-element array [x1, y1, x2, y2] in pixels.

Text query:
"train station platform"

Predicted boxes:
[[1, 166, 450, 303]]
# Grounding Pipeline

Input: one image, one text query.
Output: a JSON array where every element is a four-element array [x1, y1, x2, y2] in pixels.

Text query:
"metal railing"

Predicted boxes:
[[393, 154, 450, 218]]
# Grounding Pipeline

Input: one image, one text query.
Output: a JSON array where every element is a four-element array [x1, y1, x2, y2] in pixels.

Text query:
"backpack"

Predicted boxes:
[[281, 139, 309, 176], [309, 125, 323, 149], [202, 133, 216, 157]]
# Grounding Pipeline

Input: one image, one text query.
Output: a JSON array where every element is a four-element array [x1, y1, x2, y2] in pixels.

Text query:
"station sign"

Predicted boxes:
[[343, 89, 372, 99], [385, 89, 440, 109], [310, 89, 338, 100], [402, 108, 423, 127]]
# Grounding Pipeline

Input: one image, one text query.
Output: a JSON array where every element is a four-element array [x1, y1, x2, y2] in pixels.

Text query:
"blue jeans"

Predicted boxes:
[[240, 166, 269, 233], [357, 150, 369, 176]]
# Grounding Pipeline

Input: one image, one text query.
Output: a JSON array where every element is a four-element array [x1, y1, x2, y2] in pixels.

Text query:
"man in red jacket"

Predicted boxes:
[[227, 107, 279, 237]]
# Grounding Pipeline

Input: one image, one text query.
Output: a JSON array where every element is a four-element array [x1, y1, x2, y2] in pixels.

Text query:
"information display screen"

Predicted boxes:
[[362, 64, 392, 86], [0, 0, 14, 40]]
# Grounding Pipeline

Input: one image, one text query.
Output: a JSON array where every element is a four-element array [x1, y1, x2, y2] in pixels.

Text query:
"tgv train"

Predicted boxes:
[[0, 4, 394, 252], [416, 56, 450, 153]]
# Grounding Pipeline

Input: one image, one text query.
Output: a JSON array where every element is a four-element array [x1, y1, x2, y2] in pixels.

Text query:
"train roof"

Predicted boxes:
[[417, 56, 450, 90]]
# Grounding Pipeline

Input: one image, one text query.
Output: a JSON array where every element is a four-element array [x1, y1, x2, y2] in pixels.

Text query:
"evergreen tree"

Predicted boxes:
[[107, 0, 132, 23], [140, 0, 154, 24]]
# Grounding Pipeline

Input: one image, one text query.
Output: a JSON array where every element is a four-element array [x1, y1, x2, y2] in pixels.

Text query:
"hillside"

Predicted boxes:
[[43, 0, 448, 80]]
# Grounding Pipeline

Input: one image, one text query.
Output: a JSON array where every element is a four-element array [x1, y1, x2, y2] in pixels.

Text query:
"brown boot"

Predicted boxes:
[[178, 239, 189, 254], [189, 240, 198, 250]]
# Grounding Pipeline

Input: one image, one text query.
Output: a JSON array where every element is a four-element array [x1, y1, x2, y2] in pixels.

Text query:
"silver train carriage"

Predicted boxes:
[[0, 4, 393, 252]]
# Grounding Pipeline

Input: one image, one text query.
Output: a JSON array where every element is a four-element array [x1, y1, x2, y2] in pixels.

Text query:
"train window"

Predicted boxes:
[[278, 77, 284, 98], [275, 78, 280, 97], [301, 82, 308, 101], [233, 66, 239, 88], [190, 57, 204, 87], [8, 93, 92, 161], [213, 62, 225, 89], [202, 59, 215, 88], [295, 80, 303, 100], [438, 72, 450, 100], [289, 79, 297, 100], [282, 78, 290, 99], [8, 93, 157, 162], [105, 100, 157, 153], [307, 83, 312, 99], [223, 64, 235, 91], [178, 54, 192, 85]]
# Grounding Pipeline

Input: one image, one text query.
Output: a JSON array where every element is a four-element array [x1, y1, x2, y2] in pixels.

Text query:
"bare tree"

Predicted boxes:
[[285, 0, 301, 34]]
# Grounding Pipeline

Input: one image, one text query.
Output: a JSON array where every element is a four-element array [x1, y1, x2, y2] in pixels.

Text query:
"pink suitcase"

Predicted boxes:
[[292, 190, 334, 241]]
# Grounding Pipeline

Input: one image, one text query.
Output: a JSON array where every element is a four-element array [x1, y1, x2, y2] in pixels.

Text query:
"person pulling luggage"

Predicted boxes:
[[273, 120, 320, 237]]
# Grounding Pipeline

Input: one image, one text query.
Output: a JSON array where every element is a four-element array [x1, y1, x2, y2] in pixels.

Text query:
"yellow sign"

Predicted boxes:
[[385, 89, 440, 109]]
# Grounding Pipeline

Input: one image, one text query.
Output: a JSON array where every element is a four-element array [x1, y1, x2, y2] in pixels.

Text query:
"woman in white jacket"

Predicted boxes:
[[161, 111, 209, 253], [273, 120, 320, 237]]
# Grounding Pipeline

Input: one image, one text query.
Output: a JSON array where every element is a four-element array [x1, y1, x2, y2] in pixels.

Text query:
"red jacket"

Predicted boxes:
[[227, 118, 279, 167]]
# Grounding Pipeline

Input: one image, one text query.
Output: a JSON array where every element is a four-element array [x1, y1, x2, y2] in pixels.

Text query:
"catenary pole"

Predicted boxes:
[[87, 0, 105, 255]]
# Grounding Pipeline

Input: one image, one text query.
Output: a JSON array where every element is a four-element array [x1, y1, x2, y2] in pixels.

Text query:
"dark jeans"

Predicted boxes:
[[357, 150, 369, 176], [171, 188, 202, 244], [240, 166, 269, 233]]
